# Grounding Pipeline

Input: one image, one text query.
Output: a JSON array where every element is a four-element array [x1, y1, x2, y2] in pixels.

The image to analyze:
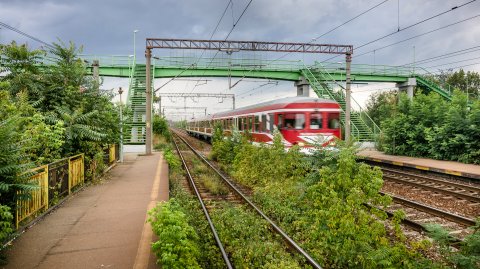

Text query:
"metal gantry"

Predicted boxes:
[[144, 38, 354, 153]]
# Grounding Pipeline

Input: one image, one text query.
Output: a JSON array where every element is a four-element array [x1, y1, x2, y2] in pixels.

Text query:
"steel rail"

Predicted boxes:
[[380, 192, 476, 227], [173, 131, 323, 269], [382, 174, 480, 203], [172, 137, 233, 269], [381, 167, 480, 193]]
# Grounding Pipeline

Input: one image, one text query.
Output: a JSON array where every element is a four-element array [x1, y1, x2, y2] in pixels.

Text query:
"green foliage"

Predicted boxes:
[[0, 42, 45, 101], [426, 219, 480, 269], [381, 91, 480, 163], [153, 115, 171, 141], [0, 91, 36, 207], [365, 90, 397, 127], [212, 134, 439, 267], [0, 204, 13, 264], [0, 205, 13, 244], [445, 69, 480, 99], [211, 204, 303, 268], [148, 200, 201, 269], [232, 132, 306, 188], [210, 126, 243, 166], [163, 148, 181, 170]]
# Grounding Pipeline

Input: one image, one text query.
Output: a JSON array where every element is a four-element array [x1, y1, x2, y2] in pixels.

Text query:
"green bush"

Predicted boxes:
[[381, 91, 480, 164], [148, 200, 201, 269], [153, 115, 171, 141], [426, 219, 480, 268]]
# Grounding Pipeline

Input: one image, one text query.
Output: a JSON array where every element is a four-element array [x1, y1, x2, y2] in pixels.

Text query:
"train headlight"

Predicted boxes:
[[298, 142, 305, 147]]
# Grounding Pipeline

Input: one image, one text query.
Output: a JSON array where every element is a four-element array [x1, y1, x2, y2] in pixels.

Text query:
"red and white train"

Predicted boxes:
[[186, 96, 342, 148]]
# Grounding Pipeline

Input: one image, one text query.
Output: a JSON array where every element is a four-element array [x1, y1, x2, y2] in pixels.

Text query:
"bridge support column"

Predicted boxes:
[[396, 78, 416, 99], [294, 76, 310, 97]]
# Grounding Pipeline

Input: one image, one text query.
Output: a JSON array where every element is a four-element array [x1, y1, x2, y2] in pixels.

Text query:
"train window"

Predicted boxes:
[[284, 113, 305, 130], [261, 114, 267, 132], [254, 115, 260, 132], [277, 114, 283, 129], [239, 117, 244, 130], [328, 113, 340, 129], [268, 114, 274, 131], [310, 113, 323, 129], [248, 116, 253, 131]]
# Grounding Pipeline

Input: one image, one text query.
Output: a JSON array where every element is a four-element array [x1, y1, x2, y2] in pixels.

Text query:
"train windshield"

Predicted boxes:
[[284, 113, 305, 129], [329, 113, 340, 129], [310, 113, 322, 129]]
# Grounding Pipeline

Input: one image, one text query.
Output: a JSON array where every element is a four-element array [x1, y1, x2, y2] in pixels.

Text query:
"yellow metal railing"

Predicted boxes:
[[68, 154, 85, 194], [15, 146, 117, 229], [108, 145, 116, 164], [16, 165, 49, 229]]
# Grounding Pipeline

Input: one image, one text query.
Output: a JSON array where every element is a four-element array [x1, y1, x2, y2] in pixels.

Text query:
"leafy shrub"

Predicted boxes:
[[211, 204, 303, 268], [232, 132, 306, 188], [153, 115, 171, 142], [148, 200, 201, 269], [381, 91, 480, 164], [163, 148, 180, 170], [426, 219, 480, 268]]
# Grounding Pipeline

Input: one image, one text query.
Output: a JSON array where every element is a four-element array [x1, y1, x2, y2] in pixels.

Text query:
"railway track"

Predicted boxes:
[[381, 167, 480, 203], [176, 130, 478, 242], [380, 192, 475, 240], [171, 131, 322, 269], [371, 165, 479, 240]]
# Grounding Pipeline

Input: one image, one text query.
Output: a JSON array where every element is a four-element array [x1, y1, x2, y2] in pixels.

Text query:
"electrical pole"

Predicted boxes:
[[118, 87, 124, 162], [345, 53, 352, 142], [92, 60, 99, 91], [145, 48, 152, 155]]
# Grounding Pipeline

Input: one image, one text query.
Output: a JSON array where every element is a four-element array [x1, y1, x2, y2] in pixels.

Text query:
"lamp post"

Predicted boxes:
[[118, 87, 124, 163], [133, 30, 138, 65]]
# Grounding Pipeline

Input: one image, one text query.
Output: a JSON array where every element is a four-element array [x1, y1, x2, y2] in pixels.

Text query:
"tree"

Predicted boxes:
[[445, 69, 480, 99]]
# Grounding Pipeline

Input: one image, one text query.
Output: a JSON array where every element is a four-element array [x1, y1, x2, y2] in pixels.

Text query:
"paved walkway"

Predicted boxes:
[[358, 149, 480, 180], [3, 153, 168, 269]]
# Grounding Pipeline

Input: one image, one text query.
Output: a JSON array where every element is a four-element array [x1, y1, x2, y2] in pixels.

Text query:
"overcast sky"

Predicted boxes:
[[1, 0, 479, 119]]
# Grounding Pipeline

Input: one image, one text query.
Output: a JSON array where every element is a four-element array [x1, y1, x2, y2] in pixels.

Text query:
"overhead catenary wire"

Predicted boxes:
[[155, 1, 233, 93], [221, 0, 388, 96], [422, 55, 480, 69], [0, 21, 54, 49], [399, 45, 480, 67], [321, 0, 477, 63], [354, 14, 480, 59], [311, 0, 390, 41], [188, 0, 254, 93]]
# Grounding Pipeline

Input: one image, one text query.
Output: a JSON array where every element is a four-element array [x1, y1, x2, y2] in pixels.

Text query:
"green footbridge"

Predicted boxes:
[[82, 56, 453, 142]]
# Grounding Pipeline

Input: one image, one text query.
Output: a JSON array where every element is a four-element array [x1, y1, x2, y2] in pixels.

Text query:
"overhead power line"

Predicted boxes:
[[0, 21, 54, 49], [422, 55, 480, 69], [224, 0, 388, 95], [155, 1, 233, 92], [224, 0, 254, 40], [321, 0, 477, 63], [354, 14, 480, 59], [356, 0, 477, 50], [311, 0, 390, 41], [400, 45, 480, 66]]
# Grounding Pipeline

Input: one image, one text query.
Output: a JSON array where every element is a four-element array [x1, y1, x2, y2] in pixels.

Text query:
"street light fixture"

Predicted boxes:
[[133, 30, 138, 64], [118, 87, 124, 163]]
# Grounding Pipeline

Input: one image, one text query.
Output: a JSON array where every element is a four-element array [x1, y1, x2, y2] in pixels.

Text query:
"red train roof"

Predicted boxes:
[[213, 96, 339, 119]]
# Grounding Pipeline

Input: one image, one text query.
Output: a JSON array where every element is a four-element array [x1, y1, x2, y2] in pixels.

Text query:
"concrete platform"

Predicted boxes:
[[358, 149, 480, 180], [3, 152, 169, 269]]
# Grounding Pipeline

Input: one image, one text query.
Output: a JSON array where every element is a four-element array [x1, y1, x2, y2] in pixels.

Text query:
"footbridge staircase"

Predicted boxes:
[[302, 66, 381, 142], [124, 64, 150, 145]]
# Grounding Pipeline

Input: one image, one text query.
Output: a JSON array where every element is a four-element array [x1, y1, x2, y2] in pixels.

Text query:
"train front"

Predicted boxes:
[[276, 99, 341, 148]]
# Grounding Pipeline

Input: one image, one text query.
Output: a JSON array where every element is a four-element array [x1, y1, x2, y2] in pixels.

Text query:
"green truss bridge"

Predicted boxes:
[[81, 55, 454, 143]]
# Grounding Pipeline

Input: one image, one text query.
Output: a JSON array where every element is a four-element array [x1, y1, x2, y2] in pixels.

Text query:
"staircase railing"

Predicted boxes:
[[126, 57, 136, 105], [301, 63, 381, 141]]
